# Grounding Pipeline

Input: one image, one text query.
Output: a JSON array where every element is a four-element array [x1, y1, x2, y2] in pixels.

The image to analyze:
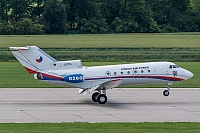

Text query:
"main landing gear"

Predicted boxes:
[[92, 90, 107, 104], [163, 83, 171, 97]]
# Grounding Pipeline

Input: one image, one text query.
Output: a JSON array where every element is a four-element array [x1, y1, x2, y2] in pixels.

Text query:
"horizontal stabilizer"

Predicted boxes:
[[9, 47, 30, 51]]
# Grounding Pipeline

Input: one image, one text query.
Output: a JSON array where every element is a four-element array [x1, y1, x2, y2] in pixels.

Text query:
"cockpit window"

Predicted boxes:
[[175, 65, 179, 68], [169, 64, 179, 69]]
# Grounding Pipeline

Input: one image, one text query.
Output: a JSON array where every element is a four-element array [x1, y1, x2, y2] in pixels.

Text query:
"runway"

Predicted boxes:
[[0, 88, 200, 123]]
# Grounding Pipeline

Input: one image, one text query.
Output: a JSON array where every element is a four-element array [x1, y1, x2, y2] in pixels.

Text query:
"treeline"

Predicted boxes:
[[0, 0, 200, 34]]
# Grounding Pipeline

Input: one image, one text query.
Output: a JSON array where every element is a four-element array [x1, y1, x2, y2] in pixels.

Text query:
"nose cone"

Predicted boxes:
[[185, 70, 194, 80]]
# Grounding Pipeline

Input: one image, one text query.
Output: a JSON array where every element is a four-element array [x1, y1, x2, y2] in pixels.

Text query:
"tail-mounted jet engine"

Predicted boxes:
[[35, 73, 43, 80]]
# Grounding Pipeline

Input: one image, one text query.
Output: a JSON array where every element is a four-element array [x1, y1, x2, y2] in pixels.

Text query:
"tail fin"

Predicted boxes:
[[9, 46, 57, 74]]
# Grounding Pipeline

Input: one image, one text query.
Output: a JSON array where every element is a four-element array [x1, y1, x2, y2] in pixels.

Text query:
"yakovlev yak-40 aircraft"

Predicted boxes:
[[10, 46, 193, 104]]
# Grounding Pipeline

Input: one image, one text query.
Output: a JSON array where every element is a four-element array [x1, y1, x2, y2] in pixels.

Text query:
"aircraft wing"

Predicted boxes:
[[79, 78, 123, 95]]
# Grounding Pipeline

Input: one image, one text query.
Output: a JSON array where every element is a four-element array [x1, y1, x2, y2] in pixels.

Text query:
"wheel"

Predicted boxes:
[[97, 94, 107, 104], [163, 90, 170, 96], [92, 92, 99, 102]]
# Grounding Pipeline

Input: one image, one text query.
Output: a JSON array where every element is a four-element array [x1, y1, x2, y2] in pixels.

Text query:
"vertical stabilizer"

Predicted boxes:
[[9, 46, 57, 74]]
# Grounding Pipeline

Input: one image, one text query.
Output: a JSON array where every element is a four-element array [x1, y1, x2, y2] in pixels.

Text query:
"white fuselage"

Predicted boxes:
[[38, 61, 193, 89]]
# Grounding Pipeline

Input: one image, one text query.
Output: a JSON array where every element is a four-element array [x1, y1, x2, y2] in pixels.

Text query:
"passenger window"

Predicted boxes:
[[141, 70, 144, 73], [114, 72, 117, 75], [106, 71, 111, 76], [121, 72, 123, 75], [148, 70, 150, 73], [134, 70, 137, 73], [169, 65, 173, 69], [127, 71, 130, 74]]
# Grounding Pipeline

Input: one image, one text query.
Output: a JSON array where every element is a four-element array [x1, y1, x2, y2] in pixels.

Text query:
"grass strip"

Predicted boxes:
[[0, 33, 200, 48], [0, 122, 200, 133]]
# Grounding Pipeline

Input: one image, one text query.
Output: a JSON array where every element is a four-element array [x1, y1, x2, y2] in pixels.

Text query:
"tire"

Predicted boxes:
[[92, 92, 99, 102], [163, 90, 170, 96], [97, 94, 107, 104]]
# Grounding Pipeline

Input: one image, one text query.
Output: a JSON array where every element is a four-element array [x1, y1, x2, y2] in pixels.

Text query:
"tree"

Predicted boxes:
[[110, 17, 123, 33], [10, 0, 27, 22], [33, 0, 44, 18], [80, 18, 108, 33], [149, 0, 199, 32], [191, 0, 200, 13], [64, 0, 102, 30], [27, 0, 45, 20], [15, 18, 43, 34], [190, 0, 200, 31], [0, 0, 10, 23], [101, 0, 123, 25], [122, 0, 159, 32], [43, 0, 66, 34]]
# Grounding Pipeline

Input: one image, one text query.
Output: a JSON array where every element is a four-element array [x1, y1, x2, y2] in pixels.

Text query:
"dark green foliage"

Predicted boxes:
[[110, 17, 123, 33], [0, 18, 43, 35], [10, 0, 27, 22], [4, 24, 15, 35], [43, 0, 66, 34], [81, 18, 108, 34], [191, 0, 200, 13], [150, 0, 200, 32], [0, 0, 200, 34], [15, 18, 34, 35]]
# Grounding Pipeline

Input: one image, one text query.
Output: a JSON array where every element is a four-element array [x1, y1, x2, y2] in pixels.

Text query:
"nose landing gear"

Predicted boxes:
[[163, 89, 170, 96], [163, 82, 171, 97]]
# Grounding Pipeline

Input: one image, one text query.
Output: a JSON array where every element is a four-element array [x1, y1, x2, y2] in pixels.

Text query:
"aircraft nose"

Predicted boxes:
[[184, 70, 193, 80]]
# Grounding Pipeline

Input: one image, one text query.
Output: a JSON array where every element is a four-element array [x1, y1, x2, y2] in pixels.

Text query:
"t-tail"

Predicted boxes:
[[9, 46, 82, 74]]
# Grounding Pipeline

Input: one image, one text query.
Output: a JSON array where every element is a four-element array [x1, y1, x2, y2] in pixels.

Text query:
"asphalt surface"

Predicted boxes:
[[0, 88, 200, 123]]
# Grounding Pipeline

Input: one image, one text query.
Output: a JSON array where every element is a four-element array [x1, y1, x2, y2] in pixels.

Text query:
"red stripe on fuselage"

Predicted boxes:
[[24, 66, 37, 74], [85, 75, 185, 82], [42, 73, 64, 80], [24, 66, 63, 80]]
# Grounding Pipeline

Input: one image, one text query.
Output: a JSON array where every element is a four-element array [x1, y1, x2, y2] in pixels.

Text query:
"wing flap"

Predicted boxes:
[[102, 78, 122, 89], [79, 78, 123, 95]]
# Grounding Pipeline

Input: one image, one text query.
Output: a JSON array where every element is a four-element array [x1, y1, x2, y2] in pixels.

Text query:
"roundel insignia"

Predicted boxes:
[[36, 56, 43, 63]]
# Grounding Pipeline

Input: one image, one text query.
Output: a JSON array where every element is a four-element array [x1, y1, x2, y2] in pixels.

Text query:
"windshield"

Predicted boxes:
[[169, 64, 179, 69]]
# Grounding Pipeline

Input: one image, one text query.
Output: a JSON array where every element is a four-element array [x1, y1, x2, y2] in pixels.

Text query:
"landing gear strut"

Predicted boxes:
[[163, 83, 171, 97], [92, 90, 107, 104]]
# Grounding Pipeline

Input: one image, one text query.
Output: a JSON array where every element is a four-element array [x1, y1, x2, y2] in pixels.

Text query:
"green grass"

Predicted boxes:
[[1, 33, 199, 62], [0, 33, 199, 87], [0, 122, 200, 133], [0, 33, 200, 48], [0, 62, 199, 88]]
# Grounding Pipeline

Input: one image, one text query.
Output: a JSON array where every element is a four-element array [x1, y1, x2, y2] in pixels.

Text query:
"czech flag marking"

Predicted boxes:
[[36, 56, 43, 63]]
